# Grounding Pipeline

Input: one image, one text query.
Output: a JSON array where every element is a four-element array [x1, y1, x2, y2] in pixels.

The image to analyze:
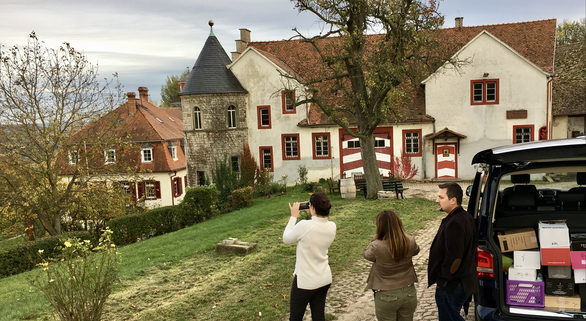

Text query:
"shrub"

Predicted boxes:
[[106, 206, 181, 246], [0, 231, 94, 279], [256, 169, 274, 196], [240, 142, 260, 187], [391, 149, 419, 181], [227, 186, 254, 208], [179, 185, 220, 224], [212, 154, 241, 205], [33, 228, 119, 321]]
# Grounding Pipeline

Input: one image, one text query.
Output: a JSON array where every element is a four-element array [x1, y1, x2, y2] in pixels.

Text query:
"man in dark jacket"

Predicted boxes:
[[428, 182, 477, 321]]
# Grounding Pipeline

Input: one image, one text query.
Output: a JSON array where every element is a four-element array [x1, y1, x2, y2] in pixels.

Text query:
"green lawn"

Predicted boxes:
[[0, 186, 440, 321]]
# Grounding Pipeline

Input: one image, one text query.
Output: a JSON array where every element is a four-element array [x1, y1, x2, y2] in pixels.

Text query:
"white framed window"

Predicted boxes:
[[104, 147, 116, 164], [403, 129, 422, 156], [145, 181, 156, 198], [194, 107, 202, 130], [168, 142, 178, 161], [141, 144, 153, 163], [313, 134, 329, 158], [227, 105, 236, 129], [68, 149, 79, 165], [281, 134, 300, 160]]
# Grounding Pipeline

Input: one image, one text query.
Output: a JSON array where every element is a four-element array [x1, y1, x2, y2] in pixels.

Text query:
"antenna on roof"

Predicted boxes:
[[209, 20, 215, 37]]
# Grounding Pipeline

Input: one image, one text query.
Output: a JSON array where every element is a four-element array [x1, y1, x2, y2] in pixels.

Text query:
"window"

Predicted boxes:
[[227, 105, 237, 128], [138, 180, 160, 199], [513, 125, 534, 144], [403, 129, 422, 157], [282, 90, 296, 114], [172, 177, 183, 197], [259, 146, 273, 171], [141, 144, 154, 163], [168, 142, 178, 160], [347, 140, 361, 149], [231, 156, 240, 172], [374, 139, 386, 148], [194, 107, 202, 130], [471, 79, 499, 105], [312, 133, 331, 159], [197, 171, 205, 186], [281, 134, 300, 160], [257, 105, 271, 129], [120, 181, 136, 200], [104, 147, 116, 164], [69, 149, 79, 165]]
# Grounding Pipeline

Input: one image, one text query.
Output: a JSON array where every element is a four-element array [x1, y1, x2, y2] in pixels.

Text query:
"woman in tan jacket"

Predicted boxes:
[[364, 210, 420, 321]]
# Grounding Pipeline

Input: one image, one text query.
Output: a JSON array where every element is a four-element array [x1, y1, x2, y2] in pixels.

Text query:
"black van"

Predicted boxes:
[[466, 136, 586, 320]]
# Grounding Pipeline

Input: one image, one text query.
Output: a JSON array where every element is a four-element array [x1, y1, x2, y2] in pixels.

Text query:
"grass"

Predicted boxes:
[[0, 234, 25, 249], [0, 186, 441, 321]]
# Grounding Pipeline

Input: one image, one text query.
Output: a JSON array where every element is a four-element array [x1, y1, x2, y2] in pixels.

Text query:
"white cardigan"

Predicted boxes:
[[283, 216, 337, 290]]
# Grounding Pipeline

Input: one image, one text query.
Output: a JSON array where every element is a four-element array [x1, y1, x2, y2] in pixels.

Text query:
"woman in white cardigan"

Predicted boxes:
[[283, 192, 337, 321]]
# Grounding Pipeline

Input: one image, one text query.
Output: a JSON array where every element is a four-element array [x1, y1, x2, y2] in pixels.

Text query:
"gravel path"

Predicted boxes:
[[322, 181, 475, 321]]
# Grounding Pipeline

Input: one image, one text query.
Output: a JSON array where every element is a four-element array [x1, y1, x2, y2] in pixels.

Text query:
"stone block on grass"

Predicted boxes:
[[215, 238, 257, 255]]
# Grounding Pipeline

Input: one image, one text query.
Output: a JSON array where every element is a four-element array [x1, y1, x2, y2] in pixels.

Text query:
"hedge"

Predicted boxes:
[[0, 231, 94, 279]]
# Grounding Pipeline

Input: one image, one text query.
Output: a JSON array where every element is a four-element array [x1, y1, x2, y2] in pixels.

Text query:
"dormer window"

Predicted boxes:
[[104, 147, 116, 164], [141, 143, 154, 163], [227, 105, 236, 129], [168, 142, 178, 161], [69, 149, 79, 165]]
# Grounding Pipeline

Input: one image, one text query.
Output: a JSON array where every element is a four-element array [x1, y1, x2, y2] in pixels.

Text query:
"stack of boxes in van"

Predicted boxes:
[[497, 221, 586, 312], [539, 220, 582, 312]]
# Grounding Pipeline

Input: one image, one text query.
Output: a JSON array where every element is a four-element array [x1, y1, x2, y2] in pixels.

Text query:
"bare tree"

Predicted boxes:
[[288, 0, 450, 198], [0, 32, 128, 236]]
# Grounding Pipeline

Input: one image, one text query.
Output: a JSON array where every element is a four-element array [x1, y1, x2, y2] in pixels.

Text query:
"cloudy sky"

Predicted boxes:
[[1, 0, 585, 104]]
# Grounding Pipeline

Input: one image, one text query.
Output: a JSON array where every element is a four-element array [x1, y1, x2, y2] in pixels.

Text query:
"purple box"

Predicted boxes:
[[506, 280, 545, 307]]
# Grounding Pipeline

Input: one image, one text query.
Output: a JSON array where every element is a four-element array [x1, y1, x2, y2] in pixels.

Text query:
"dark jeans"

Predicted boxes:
[[289, 276, 331, 321], [435, 282, 468, 321]]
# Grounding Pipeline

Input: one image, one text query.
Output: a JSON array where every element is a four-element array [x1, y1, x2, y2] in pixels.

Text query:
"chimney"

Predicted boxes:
[[455, 17, 463, 28], [233, 28, 251, 60], [127, 92, 136, 115], [138, 87, 149, 102]]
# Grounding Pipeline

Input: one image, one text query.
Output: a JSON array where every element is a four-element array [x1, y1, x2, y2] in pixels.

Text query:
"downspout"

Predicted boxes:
[[170, 171, 177, 206], [547, 76, 553, 140]]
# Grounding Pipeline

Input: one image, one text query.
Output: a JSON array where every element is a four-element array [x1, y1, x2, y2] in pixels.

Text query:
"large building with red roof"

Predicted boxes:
[[62, 87, 187, 208], [180, 18, 582, 184]]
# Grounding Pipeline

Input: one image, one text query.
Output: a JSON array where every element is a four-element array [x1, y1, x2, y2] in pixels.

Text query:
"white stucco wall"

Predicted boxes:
[[424, 32, 551, 179], [230, 49, 342, 184]]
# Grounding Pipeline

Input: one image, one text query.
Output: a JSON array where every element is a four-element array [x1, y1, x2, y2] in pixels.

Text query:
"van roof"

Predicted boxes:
[[471, 136, 586, 165]]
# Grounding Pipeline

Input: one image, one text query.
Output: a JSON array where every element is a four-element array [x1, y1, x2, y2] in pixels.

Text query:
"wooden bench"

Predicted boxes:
[[327, 178, 341, 194], [356, 180, 409, 199]]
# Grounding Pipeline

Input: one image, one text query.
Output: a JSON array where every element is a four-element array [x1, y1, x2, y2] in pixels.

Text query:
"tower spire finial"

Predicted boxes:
[[209, 20, 215, 36]]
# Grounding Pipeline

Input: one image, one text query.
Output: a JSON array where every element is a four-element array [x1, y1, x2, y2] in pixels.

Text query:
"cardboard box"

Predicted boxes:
[[576, 269, 586, 284], [509, 268, 537, 281], [541, 248, 572, 266], [539, 220, 570, 248], [548, 265, 572, 279], [571, 251, 586, 269], [546, 277, 575, 296], [498, 228, 539, 253], [544, 294, 581, 312], [514, 250, 541, 269]]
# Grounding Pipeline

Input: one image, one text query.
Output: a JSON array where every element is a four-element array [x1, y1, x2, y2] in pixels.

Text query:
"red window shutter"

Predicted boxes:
[[137, 181, 145, 199], [155, 181, 161, 199], [176, 177, 183, 196], [130, 182, 137, 201], [184, 176, 188, 187]]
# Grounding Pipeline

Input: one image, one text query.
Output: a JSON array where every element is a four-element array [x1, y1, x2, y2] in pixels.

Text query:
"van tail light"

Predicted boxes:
[[477, 248, 494, 279]]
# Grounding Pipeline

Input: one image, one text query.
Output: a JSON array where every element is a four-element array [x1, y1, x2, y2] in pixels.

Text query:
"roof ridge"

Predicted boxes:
[[441, 18, 556, 30]]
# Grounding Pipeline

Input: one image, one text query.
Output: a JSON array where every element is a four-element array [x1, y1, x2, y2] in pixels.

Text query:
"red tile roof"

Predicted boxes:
[[248, 19, 556, 125], [65, 92, 185, 174]]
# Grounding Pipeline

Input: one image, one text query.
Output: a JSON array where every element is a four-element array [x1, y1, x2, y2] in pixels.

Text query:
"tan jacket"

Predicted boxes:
[[364, 235, 420, 291]]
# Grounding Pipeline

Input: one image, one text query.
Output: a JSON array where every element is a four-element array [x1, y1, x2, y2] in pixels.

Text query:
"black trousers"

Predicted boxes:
[[289, 276, 331, 321]]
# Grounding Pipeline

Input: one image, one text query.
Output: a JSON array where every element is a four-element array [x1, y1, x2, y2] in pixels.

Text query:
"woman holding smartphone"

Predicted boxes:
[[364, 210, 420, 321], [283, 192, 337, 321]]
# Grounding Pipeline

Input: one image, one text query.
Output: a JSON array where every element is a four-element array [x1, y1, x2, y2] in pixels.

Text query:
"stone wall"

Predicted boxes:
[[181, 93, 248, 186]]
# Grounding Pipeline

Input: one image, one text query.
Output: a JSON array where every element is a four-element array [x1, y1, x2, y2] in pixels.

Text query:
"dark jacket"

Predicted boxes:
[[428, 206, 478, 297]]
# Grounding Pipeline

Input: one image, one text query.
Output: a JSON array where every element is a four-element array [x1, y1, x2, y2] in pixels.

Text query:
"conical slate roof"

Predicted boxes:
[[180, 33, 247, 95]]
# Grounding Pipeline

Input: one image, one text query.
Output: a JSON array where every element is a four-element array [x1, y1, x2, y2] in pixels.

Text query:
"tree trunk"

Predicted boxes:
[[37, 212, 59, 236], [359, 135, 382, 199]]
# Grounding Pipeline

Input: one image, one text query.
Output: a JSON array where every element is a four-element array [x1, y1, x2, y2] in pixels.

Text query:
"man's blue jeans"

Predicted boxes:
[[435, 282, 468, 321]]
